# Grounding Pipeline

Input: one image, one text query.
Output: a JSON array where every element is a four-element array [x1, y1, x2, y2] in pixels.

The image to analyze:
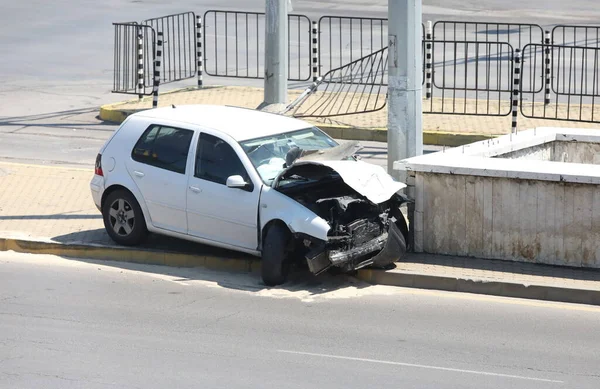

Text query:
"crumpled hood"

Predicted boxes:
[[274, 160, 407, 204]]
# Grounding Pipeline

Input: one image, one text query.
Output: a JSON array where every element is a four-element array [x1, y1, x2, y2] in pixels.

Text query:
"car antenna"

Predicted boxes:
[[172, 104, 176, 109]]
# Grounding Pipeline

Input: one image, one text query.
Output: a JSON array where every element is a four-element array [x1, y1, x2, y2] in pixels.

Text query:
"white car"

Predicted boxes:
[[91, 105, 409, 285]]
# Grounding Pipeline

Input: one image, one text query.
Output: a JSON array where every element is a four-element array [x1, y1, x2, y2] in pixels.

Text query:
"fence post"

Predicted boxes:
[[425, 21, 433, 99], [153, 32, 163, 109], [137, 29, 144, 101], [544, 30, 551, 105], [196, 15, 203, 89], [312, 20, 319, 82], [512, 48, 521, 134]]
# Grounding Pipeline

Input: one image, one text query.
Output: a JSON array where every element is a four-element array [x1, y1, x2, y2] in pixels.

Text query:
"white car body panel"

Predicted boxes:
[[125, 159, 190, 234], [259, 186, 330, 242], [186, 176, 260, 250], [119, 117, 196, 234], [288, 160, 407, 204]]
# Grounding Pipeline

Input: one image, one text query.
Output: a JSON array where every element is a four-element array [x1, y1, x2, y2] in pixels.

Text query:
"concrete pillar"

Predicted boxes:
[[261, 0, 289, 109], [387, 0, 423, 180]]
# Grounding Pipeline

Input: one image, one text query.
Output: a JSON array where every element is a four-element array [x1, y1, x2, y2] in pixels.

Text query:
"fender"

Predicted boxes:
[[102, 168, 154, 230], [259, 186, 330, 242]]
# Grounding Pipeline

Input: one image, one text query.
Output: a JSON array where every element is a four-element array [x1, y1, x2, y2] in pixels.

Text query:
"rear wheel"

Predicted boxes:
[[102, 189, 147, 246], [261, 224, 292, 286]]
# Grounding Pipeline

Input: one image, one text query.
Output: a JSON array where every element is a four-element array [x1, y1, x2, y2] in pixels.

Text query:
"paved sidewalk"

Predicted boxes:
[[100, 86, 600, 146], [1, 161, 599, 305]]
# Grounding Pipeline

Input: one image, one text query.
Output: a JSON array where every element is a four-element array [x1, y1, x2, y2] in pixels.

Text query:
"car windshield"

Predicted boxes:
[[239, 127, 338, 185]]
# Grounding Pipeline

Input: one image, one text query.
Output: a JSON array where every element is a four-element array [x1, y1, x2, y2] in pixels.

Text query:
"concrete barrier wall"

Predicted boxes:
[[398, 128, 600, 269], [499, 141, 600, 164], [413, 172, 600, 267]]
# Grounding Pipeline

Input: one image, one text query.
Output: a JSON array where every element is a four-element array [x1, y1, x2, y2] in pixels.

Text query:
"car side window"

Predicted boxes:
[[132, 125, 193, 174], [195, 133, 249, 185]]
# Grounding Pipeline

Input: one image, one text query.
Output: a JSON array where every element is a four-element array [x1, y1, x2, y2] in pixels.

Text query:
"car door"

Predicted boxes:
[[127, 123, 194, 234], [186, 132, 260, 250]]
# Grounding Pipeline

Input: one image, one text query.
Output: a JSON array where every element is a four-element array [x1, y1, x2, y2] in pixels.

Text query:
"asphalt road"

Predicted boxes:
[[1, 251, 600, 389]]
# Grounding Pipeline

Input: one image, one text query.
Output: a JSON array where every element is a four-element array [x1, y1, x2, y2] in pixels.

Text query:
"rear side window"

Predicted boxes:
[[132, 125, 194, 174], [195, 133, 249, 185]]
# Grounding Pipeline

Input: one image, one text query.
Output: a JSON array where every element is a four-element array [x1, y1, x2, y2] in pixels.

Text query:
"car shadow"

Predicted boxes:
[[51, 229, 370, 297]]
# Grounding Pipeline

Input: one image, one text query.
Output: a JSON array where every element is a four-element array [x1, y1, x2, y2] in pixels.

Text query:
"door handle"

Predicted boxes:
[[189, 185, 202, 193], [133, 171, 145, 178]]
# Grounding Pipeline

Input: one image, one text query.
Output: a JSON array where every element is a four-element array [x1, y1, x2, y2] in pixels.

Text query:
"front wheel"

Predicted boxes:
[[102, 189, 148, 246], [261, 224, 292, 286]]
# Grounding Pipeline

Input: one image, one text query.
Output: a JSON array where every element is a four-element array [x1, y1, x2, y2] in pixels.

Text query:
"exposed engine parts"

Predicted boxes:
[[276, 164, 408, 275]]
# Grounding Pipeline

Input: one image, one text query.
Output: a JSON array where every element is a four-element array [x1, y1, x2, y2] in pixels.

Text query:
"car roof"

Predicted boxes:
[[133, 105, 312, 141]]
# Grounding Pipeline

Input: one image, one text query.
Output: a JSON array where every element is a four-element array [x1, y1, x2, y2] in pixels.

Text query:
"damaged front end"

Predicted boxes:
[[273, 160, 409, 275]]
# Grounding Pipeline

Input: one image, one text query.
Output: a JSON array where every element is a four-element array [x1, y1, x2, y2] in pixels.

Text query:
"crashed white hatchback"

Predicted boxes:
[[90, 105, 409, 285]]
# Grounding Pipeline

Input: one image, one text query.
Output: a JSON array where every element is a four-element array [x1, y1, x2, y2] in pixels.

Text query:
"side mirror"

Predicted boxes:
[[226, 175, 253, 191]]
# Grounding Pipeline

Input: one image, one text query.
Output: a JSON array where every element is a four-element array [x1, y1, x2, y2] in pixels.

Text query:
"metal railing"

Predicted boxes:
[[288, 48, 388, 118], [112, 23, 156, 96], [520, 43, 600, 123], [317, 16, 388, 77], [424, 40, 514, 116], [110, 12, 600, 130], [203, 10, 311, 81], [317, 16, 426, 84], [552, 25, 600, 47], [433, 21, 543, 93], [142, 12, 197, 85], [550, 26, 600, 96]]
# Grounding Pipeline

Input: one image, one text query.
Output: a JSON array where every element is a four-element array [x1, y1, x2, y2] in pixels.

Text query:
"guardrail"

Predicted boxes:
[[112, 23, 156, 97], [202, 10, 311, 81], [142, 12, 197, 86], [317, 16, 388, 77], [424, 40, 514, 116], [552, 25, 600, 47], [290, 47, 388, 118], [110, 12, 600, 130], [433, 21, 543, 93], [520, 43, 600, 123]]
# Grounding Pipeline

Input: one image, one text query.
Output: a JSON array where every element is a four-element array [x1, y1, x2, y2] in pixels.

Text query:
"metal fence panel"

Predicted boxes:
[[143, 12, 197, 86], [551, 25, 600, 47], [318, 16, 388, 77], [551, 25, 600, 95], [424, 40, 514, 116], [113, 23, 155, 95], [203, 10, 311, 81], [433, 21, 542, 93], [291, 47, 388, 118], [520, 43, 600, 123]]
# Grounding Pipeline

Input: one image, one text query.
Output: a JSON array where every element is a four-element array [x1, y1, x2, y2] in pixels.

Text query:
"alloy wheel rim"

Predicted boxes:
[[108, 199, 135, 236]]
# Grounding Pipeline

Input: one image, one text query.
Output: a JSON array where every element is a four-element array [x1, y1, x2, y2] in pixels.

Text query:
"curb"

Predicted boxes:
[[0, 237, 261, 273], [356, 268, 600, 306], [2, 236, 599, 306], [99, 100, 499, 148], [314, 124, 497, 147]]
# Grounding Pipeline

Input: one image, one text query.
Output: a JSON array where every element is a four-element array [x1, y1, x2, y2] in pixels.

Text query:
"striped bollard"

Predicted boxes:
[[137, 31, 144, 101], [152, 32, 163, 108], [544, 30, 551, 105], [312, 21, 319, 82], [512, 49, 521, 134], [425, 21, 433, 99], [196, 15, 203, 89]]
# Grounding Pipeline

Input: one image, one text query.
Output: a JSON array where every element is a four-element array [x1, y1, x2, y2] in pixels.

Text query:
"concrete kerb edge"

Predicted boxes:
[[99, 97, 499, 147], [0, 237, 261, 273], [356, 268, 600, 306], [2, 236, 598, 305]]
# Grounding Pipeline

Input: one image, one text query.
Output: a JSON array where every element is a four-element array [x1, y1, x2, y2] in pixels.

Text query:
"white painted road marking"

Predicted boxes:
[[277, 350, 564, 384]]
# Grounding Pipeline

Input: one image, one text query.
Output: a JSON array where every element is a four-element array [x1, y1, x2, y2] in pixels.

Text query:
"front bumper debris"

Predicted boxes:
[[305, 223, 406, 275]]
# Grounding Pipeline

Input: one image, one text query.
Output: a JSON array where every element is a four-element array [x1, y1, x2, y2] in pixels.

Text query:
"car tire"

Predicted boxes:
[[102, 189, 148, 246], [261, 224, 292, 286]]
